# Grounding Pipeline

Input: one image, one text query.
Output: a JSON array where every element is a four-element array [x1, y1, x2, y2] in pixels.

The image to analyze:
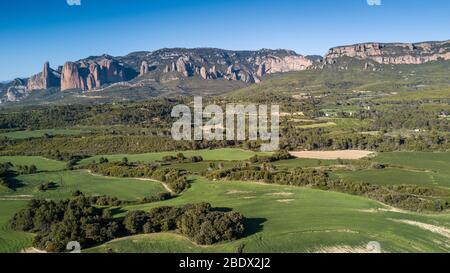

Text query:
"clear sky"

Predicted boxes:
[[1, 0, 450, 81]]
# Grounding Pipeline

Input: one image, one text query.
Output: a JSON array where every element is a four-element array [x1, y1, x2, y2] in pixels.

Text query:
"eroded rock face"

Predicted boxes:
[[27, 62, 61, 91], [200, 66, 207, 80], [128, 48, 314, 84], [61, 62, 85, 91], [1, 79, 29, 103], [325, 41, 450, 64], [22, 40, 450, 95], [61, 58, 137, 91], [176, 57, 193, 77], [259, 55, 313, 76], [23, 49, 316, 92], [140, 61, 149, 76]]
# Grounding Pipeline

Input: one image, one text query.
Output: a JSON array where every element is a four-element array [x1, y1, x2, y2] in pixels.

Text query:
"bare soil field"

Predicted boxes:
[[289, 150, 375, 160]]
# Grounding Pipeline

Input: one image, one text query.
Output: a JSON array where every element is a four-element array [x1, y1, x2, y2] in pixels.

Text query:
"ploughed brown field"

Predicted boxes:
[[289, 150, 375, 160]]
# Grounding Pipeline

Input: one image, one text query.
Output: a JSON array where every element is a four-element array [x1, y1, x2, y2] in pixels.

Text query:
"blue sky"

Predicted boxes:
[[1, 0, 449, 81]]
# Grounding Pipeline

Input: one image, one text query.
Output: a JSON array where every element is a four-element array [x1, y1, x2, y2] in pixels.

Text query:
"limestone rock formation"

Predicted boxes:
[[263, 56, 313, 74], [200, 66, 207, 80], [61, 62, 85, 91], [257, 63, 266, 78], [61, 58, 137, 91], [18, 39, 450, 98], [27, 62, 61, 91], [325, 40, 450, 65], [140, 61, 149, 76], [176, 57, 193, 77]]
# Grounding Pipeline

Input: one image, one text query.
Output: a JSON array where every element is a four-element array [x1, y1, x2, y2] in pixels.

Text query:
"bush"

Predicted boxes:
[[36, 182, 58, 192], [140, 192, 172, 203]]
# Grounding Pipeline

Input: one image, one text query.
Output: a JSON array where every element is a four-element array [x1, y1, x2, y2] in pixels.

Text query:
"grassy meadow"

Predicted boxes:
[[78, 148, 271, 165], [2, 149, 450, 253], [88, 176, 450, 253], [0, 201, 33, 253], [335, 152, 450, 189], [0, 170, 167, 201]]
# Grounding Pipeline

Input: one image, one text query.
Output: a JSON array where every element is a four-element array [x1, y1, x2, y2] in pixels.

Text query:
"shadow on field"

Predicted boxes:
[[212, 207, 233, 213], [110, 207, 127, 215], [244, 218, 267, 236], [5, 176, 25, 191]]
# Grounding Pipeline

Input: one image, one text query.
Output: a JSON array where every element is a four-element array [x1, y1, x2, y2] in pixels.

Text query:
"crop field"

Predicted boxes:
[[0, 170, 167, 201], [335, 168, 436, 187], [0, 128, 89, 139], [88, 176, 450, 253], [79, 148, 271, 165], [0, 156, 66, 172], [295, 121, 337, 129], [2, 150, 450, 253], [273, 158, 337, 169], [336, 152, 450, 189], [0, 201, 33, 253], [290, 150, 375, 160]]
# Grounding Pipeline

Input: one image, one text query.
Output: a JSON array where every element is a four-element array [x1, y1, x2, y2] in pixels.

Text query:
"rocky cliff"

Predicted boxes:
[[61, 56, 138, 91], [0, 78, 29, 103], [126, 48, 313, 84], [27, 62, 61, 91], [13, 39, 450, 96], [27, 49, 311, 93], [325, 40, 450, 65]]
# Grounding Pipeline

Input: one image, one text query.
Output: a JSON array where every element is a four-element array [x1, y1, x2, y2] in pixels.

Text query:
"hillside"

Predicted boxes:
[[1, 39, 449, 106]]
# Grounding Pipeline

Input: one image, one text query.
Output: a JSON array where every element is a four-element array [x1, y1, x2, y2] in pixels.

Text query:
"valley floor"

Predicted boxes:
[[1, 149, 450, 253]]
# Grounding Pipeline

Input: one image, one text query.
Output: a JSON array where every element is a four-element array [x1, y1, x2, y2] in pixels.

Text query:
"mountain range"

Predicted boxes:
[[1, 39, 449, 104]]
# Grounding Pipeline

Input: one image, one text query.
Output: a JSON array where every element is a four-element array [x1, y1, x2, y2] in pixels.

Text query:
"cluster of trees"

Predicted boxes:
[[0, 135, 246, 161], [162, 153, 204, 163], [0, 99, 181, 130], [71, 191, 126, 206], [9, 194, 121, 252], [15, 164, 38, 175], [66, 155, 87, 169], [248, 150, 294, 164], [36, 182, 58, 192], [207, 166, 329, 186], [88, 162, 189, 194], [10, 194, 246, 252], [139, 192, 172, 204], [360, 106, 449, 132], [280, 127, 450, 152], [123, 203, 245, 245]]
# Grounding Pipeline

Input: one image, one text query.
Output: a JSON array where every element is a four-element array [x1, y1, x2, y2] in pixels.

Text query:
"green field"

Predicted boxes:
[[0, 170, 167, 201], [0, 201, 33, 253], [335, 152, 450, 189], [273, 158, 337, 169], [0, 128, 89, 139], [0, 156, 66, 172], [88, 176, 450, 253], [161, 161, 238, 173], [296, 121, 337, 129], [79, 148, 271, 165], [2, 150, 450, 253], [335, 168, 436, 187]]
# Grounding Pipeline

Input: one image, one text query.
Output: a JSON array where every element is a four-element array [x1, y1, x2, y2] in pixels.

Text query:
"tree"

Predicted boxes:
[[123, 211, 149, 234]]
